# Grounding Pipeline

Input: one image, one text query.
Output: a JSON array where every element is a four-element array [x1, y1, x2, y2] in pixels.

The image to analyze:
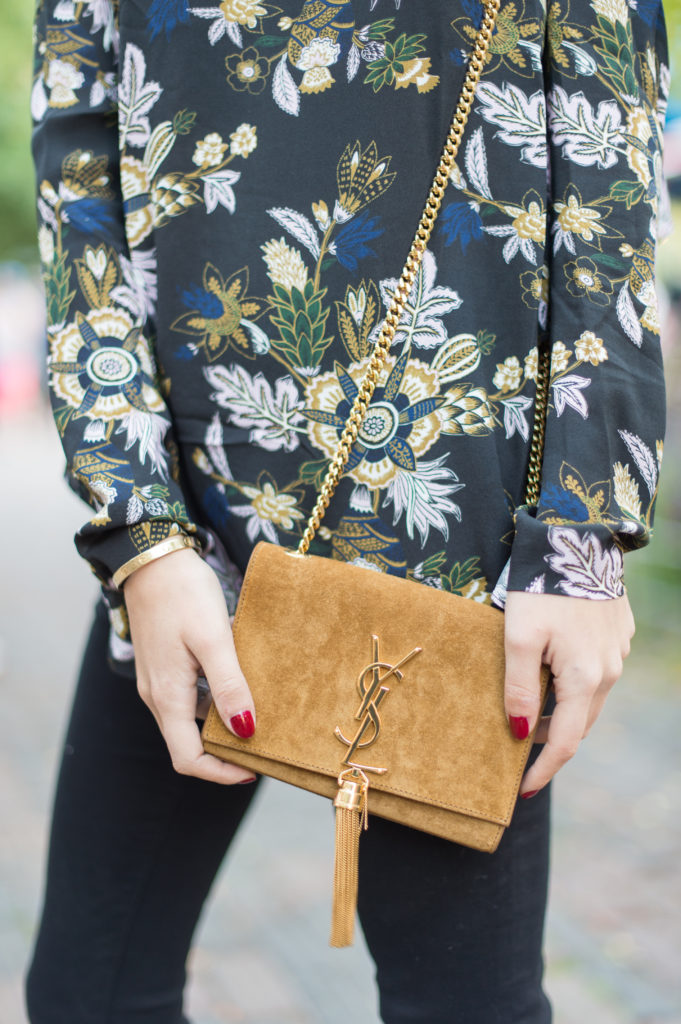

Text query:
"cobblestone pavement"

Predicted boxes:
[[1, 411, 679, 1024]]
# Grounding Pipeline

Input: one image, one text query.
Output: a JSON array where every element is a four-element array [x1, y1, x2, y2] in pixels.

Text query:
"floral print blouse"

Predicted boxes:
[[32, 0, 669, 668]]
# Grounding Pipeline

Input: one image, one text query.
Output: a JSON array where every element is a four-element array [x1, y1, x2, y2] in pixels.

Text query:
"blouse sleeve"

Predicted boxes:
[[507, 0, 670, 599], [32, 0, 205, 585]]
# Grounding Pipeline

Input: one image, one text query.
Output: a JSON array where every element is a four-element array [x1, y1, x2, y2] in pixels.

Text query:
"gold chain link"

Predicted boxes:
[[298, 0, 539, 556], [525, 346, 551, 509]]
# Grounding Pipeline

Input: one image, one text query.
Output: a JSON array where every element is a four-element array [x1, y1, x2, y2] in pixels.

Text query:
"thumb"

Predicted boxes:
[[503, 625, 544, 742], [199, 630, 256, 739]]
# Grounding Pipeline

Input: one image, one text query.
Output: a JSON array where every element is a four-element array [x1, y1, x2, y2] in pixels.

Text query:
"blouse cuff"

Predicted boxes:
[[74, 519, 207, 587], [507, 506, 625, 601]]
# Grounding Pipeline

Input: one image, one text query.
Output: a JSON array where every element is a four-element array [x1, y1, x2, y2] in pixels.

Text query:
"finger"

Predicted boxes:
[[198, 628, 256, 739], [136, 672, 163, 729], [504, 630, 545, 740], [520, 693, 590, 795], [162, 714, 256, 784], [582, 685, 610, 738]]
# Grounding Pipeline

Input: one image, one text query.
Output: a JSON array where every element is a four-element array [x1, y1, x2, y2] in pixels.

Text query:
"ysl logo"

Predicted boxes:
[[335, 635, 422, 775]]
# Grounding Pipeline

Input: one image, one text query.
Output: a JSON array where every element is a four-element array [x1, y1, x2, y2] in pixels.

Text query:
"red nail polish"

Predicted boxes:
[[522, 790, 539, 800], [509, 715, 530, 741], [239, 776, 257, 785], [229, 711, 255, 738]]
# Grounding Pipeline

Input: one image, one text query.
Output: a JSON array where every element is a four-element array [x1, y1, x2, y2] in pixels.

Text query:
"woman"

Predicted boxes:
[[26, 1, 668, 1021]]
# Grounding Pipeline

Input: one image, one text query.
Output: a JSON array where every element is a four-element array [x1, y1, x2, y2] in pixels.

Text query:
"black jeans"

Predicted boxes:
[[26, 602, 552, 1024]]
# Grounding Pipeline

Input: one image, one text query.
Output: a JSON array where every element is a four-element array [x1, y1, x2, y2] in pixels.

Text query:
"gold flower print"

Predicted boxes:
[[220, 0, 269, 29], [304, 354, 444, 489], [49, 309, 165, 421], [171, 263, 270, 361], [225, 47, 270, 93], [335, 140, 396, 221]]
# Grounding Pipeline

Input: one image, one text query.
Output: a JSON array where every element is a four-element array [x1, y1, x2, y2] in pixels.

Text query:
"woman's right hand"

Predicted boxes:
[[124, 546, 257, 784]]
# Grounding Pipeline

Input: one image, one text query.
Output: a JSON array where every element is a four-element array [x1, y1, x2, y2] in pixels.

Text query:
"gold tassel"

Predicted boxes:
[[330, 770, 369, 948]]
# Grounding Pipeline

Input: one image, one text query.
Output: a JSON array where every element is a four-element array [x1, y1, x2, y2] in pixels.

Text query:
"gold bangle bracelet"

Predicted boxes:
[[112, 534, 200, 589]]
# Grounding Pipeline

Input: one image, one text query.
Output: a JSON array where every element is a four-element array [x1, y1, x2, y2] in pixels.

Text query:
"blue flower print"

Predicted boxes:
[[335, 211, 384, 270], [439, 201, 484, 251]]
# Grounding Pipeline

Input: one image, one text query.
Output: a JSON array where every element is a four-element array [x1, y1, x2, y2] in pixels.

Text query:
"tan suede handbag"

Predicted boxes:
[[202, 0, 550, 947]]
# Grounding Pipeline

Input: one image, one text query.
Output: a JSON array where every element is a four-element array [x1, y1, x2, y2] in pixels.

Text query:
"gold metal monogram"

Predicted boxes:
[[335, 635, 422, 775]]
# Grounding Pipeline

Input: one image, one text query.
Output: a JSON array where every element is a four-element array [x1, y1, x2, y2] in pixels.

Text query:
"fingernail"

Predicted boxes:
[[229, 710, 255, 738], [509, 715, 530, 741], [521, 790, 539, 800], [239, 776, 257, 785]]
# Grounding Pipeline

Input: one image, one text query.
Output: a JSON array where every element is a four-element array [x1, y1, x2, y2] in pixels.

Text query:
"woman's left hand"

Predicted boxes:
[[503, 591, 635, 797]]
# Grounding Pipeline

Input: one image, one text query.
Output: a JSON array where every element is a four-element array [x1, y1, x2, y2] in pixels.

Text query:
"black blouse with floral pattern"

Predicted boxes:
[[32, 0, 669, 668]]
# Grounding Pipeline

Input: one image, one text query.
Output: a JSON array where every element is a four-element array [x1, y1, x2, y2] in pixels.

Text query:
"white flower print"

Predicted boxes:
[[378, 250, 461, 351], [54, 2, 77, 22], [267, 207, 321, 260], [83, 0, 118, 51], [83, 419, 107, 442], [550, 341, 572, 374], [115, 409, 172, 478], [548, 87, 624, 170], [295, 38, 341, 72], [574, 330, 608, 365], [38, 225, 55, 266], [493, 356, 523, 393], [193, 133, 228, 167], [205, 364, 305, 452], [46, 60, 85, 108], [485, 198, 546, 265], [261, 238, 309, 291], [88, 477, 118, 525], [591, 0, 629, 26], [545, 527, 624, 599], [551, 375, 591, 418], [526, 574, 546, 594], [118, 44, 163, 148], [111, 248, 159, 320], [221, 0, 268, 30], [491, 558, 510, 608], [502, 395, 533, 441], [383, 455, 464, 545], [618, 429, 658, 498], [475, 83, 547, 168], [524, 347, 538, 381], [230, 123, 257, 157], [613, 462, 642, 520], [202, 169, 242, 214], [191, 2, 266, 47], [204, 413, 234, 484], [230, 481, 303, 543]]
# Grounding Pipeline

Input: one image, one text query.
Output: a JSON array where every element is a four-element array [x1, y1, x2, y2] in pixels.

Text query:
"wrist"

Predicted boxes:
[[113, 534, 201, 589]]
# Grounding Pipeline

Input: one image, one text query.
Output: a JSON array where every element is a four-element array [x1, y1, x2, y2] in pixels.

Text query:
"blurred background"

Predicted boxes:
[[1, 4, 680, 1024]]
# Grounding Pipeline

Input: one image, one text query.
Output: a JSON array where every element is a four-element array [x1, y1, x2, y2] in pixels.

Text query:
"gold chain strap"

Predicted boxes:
[[525, 346, 550, 508], [297, 0, 550, 556]]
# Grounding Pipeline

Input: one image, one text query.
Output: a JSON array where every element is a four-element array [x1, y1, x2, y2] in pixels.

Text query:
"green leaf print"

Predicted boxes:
[[416, 551, 448, 578], [364, 33, 426, 91], [442, 557, 484, 595], [609, 179, 646, 209], [255, 35, 287, 48], [476, 330, 496, 356], [269, 281, 333, 371], [591, 251, 628, 272], [593, 15, 639, 101], [172, 109, 197, 135], [297, 458, 332, 491], [45, 251, 76, 328], [367, 18, 395, 40]]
